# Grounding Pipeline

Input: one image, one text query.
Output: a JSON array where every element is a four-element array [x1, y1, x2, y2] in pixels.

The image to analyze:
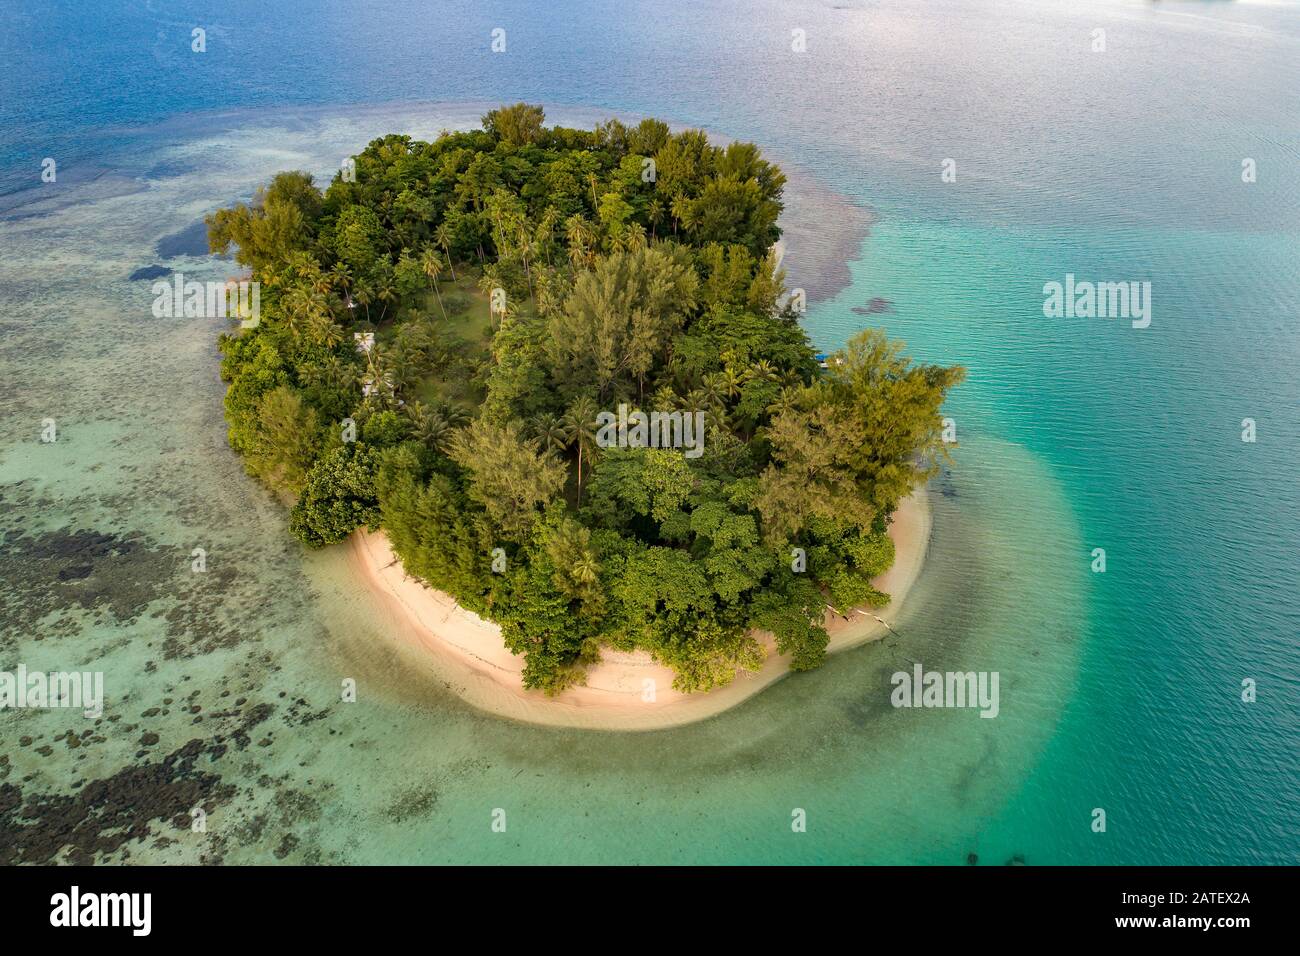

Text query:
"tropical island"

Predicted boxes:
[[207, 104, 964, 722]]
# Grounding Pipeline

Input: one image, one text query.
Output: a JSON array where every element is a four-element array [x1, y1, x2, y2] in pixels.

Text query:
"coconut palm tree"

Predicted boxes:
[[306, 309, 344, 349], [375, 278, 399, 321], [279, 287, 309, 340], [441, 402, 471, 428], [572, 553, 599, 586], [309, 264, 334, 297], [700, 372, 730, 411], [477, 268, 505, 328], [647, 198, 664, 240], [302, 353, 350, 391], [746, 359, 780, 384], [403, 399, 430, 425], [561, 395, 601, 506], [766, 385, 802, 420], [679, 388, 709, 415], [388, 343, 421, 394], [434, 223, 457, 281], [284, 284, 334, 341], [533, 268, 570, 319], [352, 281, 373, 323], [623, 221, 647, 252], [720, 366, 745, 402], [534, 207, 559, 268], [406, 402, 452, 450], [499, 299, 526, 331], [531, 413, 567, 455], [564, 214, 596, 270], [361, 345, 394, 406], [419, 247, 449, 320], [329, 262, 353, 301], [650, 384, 679, 412], [320, 355, 356, 392]]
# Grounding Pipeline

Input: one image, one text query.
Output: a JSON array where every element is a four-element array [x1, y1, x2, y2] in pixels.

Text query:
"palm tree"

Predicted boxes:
[[500, 299, 527, 331], [514, 215, 535, 295], [419, 247, 449, 320], [623, 221, 647, 251], [478, 268, 504, 328], [406, 402, 451, 450], [535, 208, 559, 267], [362, 345, 393, 406], [746, 359, 780, 384], [352, 281, 373, 323], [561, 395, 601, 506], [420, 412, 453, 450], [564, 215, 596, 270], [309, 264, 334, 297], [680, 388, 709, 415], [533, 269, 569, 319], [279, 287, 311, 340], [284, 284, 335, 341], [700, 372, 730, 411], [388, 344, 420, 394], [433, 223, 457, 280], [720, 366, 745, 402], [572, 553, 599, 586], [375, 279, 399, 321], [329, 262, 353, 301], [650, 384, 679, 412], [306, 309, 343, 348], [766, 385, 802, 420], [403, 399, 430, 424], [302, 354, 344, 390], [531, 413, 567, 455], [320, 355, 356, 392], [647, 198, 664, 241], [442, 403, 471, 428]]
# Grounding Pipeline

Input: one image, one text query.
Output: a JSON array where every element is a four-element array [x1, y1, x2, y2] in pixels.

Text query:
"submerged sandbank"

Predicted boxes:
[[349, 489, 931, 731]]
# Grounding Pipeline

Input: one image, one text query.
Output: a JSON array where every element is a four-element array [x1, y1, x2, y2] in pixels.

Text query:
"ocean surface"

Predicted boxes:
[[1, 0, 1296, 864]]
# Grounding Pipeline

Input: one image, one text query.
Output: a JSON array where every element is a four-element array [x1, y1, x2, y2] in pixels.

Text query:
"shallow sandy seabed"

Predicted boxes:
[[349, 489, 931, 731]]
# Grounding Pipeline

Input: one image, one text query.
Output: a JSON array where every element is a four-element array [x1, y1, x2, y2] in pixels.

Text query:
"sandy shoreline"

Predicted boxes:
[[348, 489, 932, 731]]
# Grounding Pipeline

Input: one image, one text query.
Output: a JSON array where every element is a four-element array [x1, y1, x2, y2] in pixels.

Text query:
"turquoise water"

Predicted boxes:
[[1, 0, 1296, 864]]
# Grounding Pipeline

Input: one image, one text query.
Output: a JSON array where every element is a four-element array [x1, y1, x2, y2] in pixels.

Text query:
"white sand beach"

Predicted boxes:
[[350, 489, 931, 731]]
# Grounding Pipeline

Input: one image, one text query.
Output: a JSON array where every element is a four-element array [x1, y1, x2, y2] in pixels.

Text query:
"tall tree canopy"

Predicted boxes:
[[209, 106, 963, 694]]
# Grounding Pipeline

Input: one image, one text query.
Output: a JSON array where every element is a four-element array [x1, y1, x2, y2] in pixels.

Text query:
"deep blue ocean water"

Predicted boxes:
[[1, 0, 1296, 864]]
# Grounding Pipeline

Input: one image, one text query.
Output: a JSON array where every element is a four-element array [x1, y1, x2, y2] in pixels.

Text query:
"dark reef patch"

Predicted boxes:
[[0, 739, 235, 865], [155, 219, 212, 259], [129, 265, 172, 281], [0, 527, 182, 640], [384, 784, 439, 824], [0, 479, 285, 659], [851, 297, 892, 316], [142, 159, 195, 180]]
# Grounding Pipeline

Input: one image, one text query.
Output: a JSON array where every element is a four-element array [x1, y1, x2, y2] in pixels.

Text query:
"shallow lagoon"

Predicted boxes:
[[2, 0, 1297, 864]]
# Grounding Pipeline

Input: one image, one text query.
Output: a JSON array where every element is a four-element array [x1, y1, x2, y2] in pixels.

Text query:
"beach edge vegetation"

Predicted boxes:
[[208, 104, 964, 694]]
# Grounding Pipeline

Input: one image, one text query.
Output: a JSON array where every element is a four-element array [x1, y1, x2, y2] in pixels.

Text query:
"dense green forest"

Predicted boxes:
[[208, 104, 964, 694]]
